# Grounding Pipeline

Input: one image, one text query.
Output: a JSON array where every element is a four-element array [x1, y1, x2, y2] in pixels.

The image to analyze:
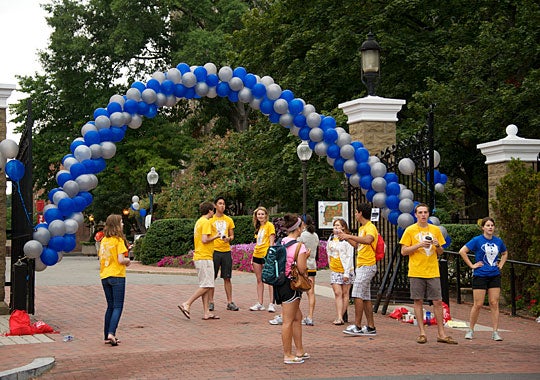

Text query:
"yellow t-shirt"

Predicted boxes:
[[328, 237, 345, 273], [399, 224, 446, 278], [252, 222, 276, 258], [99, 236, 128, 279], [356, 221, 378, 267], [193, 216, 215, 261], [209, 214, 235, 252]]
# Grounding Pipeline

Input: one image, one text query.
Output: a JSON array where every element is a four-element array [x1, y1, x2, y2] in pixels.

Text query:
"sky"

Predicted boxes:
[[0, 0, 52, 141]]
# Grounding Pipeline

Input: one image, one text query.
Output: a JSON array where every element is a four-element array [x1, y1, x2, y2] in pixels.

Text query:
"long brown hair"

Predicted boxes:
[[252, 206, 269, 232], [103, 214, 125, 239]]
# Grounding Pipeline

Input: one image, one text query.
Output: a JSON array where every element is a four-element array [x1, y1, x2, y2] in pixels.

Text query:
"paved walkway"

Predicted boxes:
[[1, 257, 539, 379]]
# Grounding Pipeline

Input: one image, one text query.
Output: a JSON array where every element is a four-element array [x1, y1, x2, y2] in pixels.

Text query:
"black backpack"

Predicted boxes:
[[261, 239, 296, 286]]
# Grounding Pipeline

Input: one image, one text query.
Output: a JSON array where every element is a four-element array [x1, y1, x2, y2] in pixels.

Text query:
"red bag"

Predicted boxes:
[[372, 234, 386, 262], [6, 310, 33, 336], [31, 320, 56, 334], [442, 301, 452, 323], [388, 307, 409, 319]]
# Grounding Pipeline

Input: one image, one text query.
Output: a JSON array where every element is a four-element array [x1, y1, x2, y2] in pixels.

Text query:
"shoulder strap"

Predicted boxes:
[[283, 239, 297, 248], [293, 241, 303, 262]]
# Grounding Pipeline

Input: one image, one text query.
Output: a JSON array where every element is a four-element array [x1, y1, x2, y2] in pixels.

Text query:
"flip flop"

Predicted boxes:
[[416, 335, 427, 344], [202, 315, 220, 320], [297, 353, 310, 360], [437, 336, 458, 344], [333, 320, 344, 325], [284, 357, 304, 365], [178, 304, 190, 320]]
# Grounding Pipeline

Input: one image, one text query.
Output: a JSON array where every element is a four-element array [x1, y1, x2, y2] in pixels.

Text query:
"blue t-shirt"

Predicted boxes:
[[465, 235, 507, 277]]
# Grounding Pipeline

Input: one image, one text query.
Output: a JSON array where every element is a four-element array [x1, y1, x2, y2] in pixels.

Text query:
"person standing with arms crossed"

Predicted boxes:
[[400, 203, 456, 344], [208, 196, 239, 311], [339, 203, 378, 336], [179, 201, 221, 320], [98, 214, 131, 346], [459, 217, 508, 341]]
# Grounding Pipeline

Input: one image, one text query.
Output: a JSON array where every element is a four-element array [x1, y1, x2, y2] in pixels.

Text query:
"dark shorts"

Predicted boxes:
[[252, 256, 265, 265], [472, 275, 501, 290], [273, 277, 302, 305], [213, 251, 232, 279], [308, 270, 317, 277]]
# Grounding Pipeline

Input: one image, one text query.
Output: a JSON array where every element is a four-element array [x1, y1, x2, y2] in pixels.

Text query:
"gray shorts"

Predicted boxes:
[[409, 277, 441, 300]]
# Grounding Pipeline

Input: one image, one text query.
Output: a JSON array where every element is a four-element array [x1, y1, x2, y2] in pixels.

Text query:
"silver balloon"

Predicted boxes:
[[382, 207, 391, 219], [74, 145, 92, 162], [260, 75, 274, 86], [398, 158, 416, 175], [110, 112, 125, 127], [368, 156, 380, 165], [64, 218, 79, 234], [399, 198, 415, 213], [101, 142, 117, 159], [425, 150, 441, 168], [398, 213, 415, 229], [181, 72, 197, 88], [34, 257, 47, 272], [206, 87, 217, 99], [349, 173, 360, 187], [373, 192, 387, 208], [249, 97, 261, 110], [439, 225, 448, 238], [90, 144, 102, 159], [340, 145, 355, 160], [279, 114, 293, 127], [166, 95, 177, 107], [24, 240, 43, 259], [132, 202, 140, 210], [435, 183, 445, 193], [229, 77, 244, 91], [95, 115, 111, 130], [62, 156, 78, 171], [53, 190, 69, 205], [126, 87, 141, 101], [152, 71, 165, 82], [343, 159, 358, 174], [62, 180, 80, 197], [75, 174, 94, 191], [203, 62, 217, 75], [141, 88, 157, 104], [289, 126, 300, 136], [156, 93, 167, 107], [266, 83, 282, 100], [337, 133, 352, 147], [0, 139, 19, 159], [238, 88, 253, 103], [326, 156, 335, 166], [132, 195, 140, 203], [166, 68, 182, 83], [81, 123, 98, 136], [33, 227, 51, 246], [129, 114, 143, 129], [309, 127, 324, 142], [195, 82, 209, 97], [273, 99, 289, 114], [371, 177, 387, 192], [48, 219, 66, 237], [68, 212, 84, 225], [428, 216, 441, 226], [302, 104, 316, 116], [43, 204, 58, 213], [109, 94, 125, 106], [218, 66, 233, 82], [370, 162, 387, 178], [399, 188, 414, 200], [306, 112, 321, 128], [314, 141, 329, 156]]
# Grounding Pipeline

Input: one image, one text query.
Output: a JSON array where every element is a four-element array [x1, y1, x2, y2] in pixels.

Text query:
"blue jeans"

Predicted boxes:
[[101, 276, 126, 339]]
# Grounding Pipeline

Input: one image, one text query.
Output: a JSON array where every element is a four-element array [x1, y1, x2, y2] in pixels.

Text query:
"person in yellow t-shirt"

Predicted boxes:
[[338, 203, 378, 336], [178, 201, 221, 321], [250, 206, 276, 311], [400, 203, 456, 345], [98, 214, 131, 346], [208, 196, 238, 312]]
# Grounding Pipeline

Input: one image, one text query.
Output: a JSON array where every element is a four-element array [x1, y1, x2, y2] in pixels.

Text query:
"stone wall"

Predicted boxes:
[[348, 120, 396, 156]]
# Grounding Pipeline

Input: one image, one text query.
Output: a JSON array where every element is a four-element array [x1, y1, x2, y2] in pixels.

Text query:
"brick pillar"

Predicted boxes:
[[0, 83, 17, 314], [338, 96, 405, 156], [478, 124, 540, 216]]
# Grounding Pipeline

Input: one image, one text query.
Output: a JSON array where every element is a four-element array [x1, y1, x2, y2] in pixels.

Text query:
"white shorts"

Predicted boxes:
[[351, 265, 377, 300], [195, 260, 215, 288], [330, 271, 355, 285]]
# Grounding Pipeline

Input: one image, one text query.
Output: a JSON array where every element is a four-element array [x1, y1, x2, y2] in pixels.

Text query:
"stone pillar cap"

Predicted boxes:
[[477, 124, 540, 164], [339, 96, 406, 124], [0, 84, 17, 109]]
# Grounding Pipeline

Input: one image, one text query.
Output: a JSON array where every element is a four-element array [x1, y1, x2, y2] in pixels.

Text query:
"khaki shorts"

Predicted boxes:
[[195, 260, 215, 288], [409, 277, 441, 300]]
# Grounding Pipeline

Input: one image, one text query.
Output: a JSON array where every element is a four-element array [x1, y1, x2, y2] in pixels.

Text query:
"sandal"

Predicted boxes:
[[437, 336, 458, 344], [284, 357, 304, 364], [333, 319, 344, 325], [416, 335, 427, 344]]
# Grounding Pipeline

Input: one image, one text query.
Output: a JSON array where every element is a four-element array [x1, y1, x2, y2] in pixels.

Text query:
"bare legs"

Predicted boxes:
[[469, 288, 500, 332], [332, 283, 350, 323], [305, 277, 316, 320], [281, 299, 304, 361], [253, 262, 264, 304]]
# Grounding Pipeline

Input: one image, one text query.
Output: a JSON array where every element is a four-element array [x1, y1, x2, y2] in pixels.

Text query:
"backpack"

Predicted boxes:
[[373, 234, 386, 262], [262, 239, 297, 286]]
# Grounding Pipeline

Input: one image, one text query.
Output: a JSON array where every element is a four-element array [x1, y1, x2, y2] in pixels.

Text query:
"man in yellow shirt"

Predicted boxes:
[[400, 203, 456, 344], [339, 203, 378, 336], [178, 201, 221, 320]]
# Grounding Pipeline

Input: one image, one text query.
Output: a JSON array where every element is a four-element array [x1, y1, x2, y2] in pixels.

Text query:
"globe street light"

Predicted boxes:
[[146, 167, 159, 228], [360, 32, 381, 96], [296, 141, 313, 216]]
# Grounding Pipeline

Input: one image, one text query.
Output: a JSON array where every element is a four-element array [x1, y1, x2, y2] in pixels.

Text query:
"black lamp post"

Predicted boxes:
[[360, 32, 381, 96], [296, 141, 313, 216], [146, 167, 159, 226]]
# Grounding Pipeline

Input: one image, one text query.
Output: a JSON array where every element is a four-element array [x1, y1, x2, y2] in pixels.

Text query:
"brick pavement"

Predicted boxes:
[[1, 262, 539, 379]]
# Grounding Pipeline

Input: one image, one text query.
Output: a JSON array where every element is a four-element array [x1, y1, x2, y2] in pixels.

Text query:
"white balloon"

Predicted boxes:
[[33, 227, 51, 246], [382, 207, 391, 219], [95, 115, 111, 130], [166, 68, 182, 83], [368, 156, 380, 165], [43, 203, 58, 213], [203, 62, 217, 75], [306, 112, 321, 128], [24, 240, 43, 259], [425, 150, 441, 168], [218, 66, 233, 82], [238, 88, 253, 103], [55, 170, 71, 183], [373, 192, 387, 208], [229, 77, 244, 91], [279, 114, 293, 127], [326, 156, 335, 166], [428, 216, 441, 226], [343, 159, 358, 174], [371, 162, 387, 178], [249, 97, 261, 110], [399, 188, 414, 200], [337, 133, 352, 147], [0, 139, 19, 159], [34, 257, 48, 272], [195, 82, 209, 97], [109, 94, 125, 106], [62, 180, 80, 197], [142, 88, 157, 104], [68, 212, 84, 225], [206, 87, 217, 99], [75, 174, 94, 191], [64, 218, 80, 234], [398, 158, 416, 175], [435, 183, 445, 193], [166, 95, 178, 107], [314, 141, 328, 156], [52, 191, 69, 205], [101, 142, 117, 159], [81, 123, 98, 136], [308, 127, 324, 142], [398, 213, 415, 229], [266, 83, 282, 100], [156, 93, 167, 107], [340, 145, 355, 160], [349, 173, 360, 187], [109, 112, 125, 127], [399, 198, 415, 213], [74, 145, 92, 161], [273, 99, 289, 114], [132, 202, 140, 210], [126, 87, 141, 101], [129, 114, 143, 129], [181, 72, 197, 88], [439, 225, 448, 238], [90, 144, 102, 159], [151, 71, 166, 82], [371, 177, 387, 192], [302, 104, 316, 116], [260, 75, 274, 86], [289, 126, 300, 136], [132, 195, 140, 203], [48, 220, 66, 236]]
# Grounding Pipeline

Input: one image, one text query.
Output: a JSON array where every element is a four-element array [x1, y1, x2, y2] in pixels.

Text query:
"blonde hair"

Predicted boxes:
[[253, 206, 269, 231], [103, 214, 125, 239]]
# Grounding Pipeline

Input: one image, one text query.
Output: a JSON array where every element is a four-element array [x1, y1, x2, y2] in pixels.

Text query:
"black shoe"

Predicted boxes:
[[209, 302, 214, 311], [227, 302, 239, 311]]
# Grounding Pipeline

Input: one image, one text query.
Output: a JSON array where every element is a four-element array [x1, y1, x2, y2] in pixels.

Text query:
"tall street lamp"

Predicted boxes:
[[296, 141, 313, 216], [360, 32, 381, 96], [146, 167, 159, 228]]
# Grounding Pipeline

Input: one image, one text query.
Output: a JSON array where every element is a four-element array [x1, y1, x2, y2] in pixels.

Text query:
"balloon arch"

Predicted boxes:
[[3, 62, 449, 270]]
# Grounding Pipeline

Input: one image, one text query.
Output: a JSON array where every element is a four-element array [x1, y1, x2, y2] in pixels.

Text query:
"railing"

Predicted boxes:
[[448, 250, 540, 316]]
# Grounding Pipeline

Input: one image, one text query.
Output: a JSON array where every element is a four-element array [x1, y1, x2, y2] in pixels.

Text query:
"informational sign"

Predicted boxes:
[[317, 201, 349, 229], [371, 207, 380, 222]]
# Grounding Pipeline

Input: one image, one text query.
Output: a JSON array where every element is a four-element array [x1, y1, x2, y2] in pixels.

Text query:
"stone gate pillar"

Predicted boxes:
[[0, 83, 16, 314], [477, 124, 540, 216], [338, 95, 406, 156]]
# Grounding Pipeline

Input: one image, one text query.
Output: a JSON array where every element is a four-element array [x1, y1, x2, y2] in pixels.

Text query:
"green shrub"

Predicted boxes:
[[443, 224, 480, 252]]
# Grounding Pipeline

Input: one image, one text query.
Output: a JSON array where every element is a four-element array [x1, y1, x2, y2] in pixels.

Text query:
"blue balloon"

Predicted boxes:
[[251, 83, 266, 98], [440, 173, 448, 185], [397, 226, 405, 238], [48, 188, 61, 202], [268, 111, 280, 123], [78, 191, 93, 206], [308, 141, 317, 150], [360, 175, 373, 190], [388, 210, 400, 225], [351, 141, 364, 150], [131, 81, 146, 92], [366, 189, 376, 201], [106, 102, 122, 114], [216, 82, 230, 97], [354, 148, 369, 163], [206, 74, 219, 87], [357, 162, 371, 176], [82, 159, 96, 174], [326, 144, 340, 159], [98, 128, 112, 142], [44, 208, 63, 223], [243, 73, 257, 88], [93, 108, 109, 119], [442, 235, 452, 249], [176, 62, 190, 74], [139, 208, 147, 217], [83, 130, 100, 146], [70, 140, 85, 154], [145, 104, 158, 118], [72, 196, 87, 212], [137, 101, 149, 115], [93, 157, 107, 173], [184, 87, 195, 99], [174, 83, 187, 98], [63, 235, 77, 252], [288, 99, 304, 115], [161, 80, 175, 95], [280, 89, 294, 102], [228, 91, 239, 103], [70, 162, 87, 178], [146, 78, 161, 92], [259, 98, 274, 115], [386, 195, 400, 210], [47, 236, 65, 252], [56, 172, 72, 187], [40, 248, 59, 266], [384, 172, 399, 183], [58, 198, 75, 216], [323, 128, 338, 144], [5, 160, 25, 181], [293, 114, 307, 128], [124, 99, 138, 114], [386, 182, 401, 196], [298, 127, 311, 141], [233, 66, 247, 79], [333, 157, 345, 172], [320, 116, 336, 130]]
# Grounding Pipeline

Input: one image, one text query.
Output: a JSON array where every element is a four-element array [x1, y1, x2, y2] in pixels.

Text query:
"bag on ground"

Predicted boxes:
[[262, 239, 296, 286]]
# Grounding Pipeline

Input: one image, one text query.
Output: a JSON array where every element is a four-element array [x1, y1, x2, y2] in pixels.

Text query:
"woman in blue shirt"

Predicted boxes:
[[459, 217, 508, 341]]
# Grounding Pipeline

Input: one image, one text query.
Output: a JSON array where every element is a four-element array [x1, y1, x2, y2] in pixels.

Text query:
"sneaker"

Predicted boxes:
[[358, 325, 377, 335], [227, 302, 239, 311], [465, 329, 474, 340], [268, 303, 276, 313], [492, 331, 503, 341], [343, 324, 362, 336], [269, 315, 283, 325], [250, 303, 265, 311], [301, 317, 314, 326], [209, 302, 214, 312]]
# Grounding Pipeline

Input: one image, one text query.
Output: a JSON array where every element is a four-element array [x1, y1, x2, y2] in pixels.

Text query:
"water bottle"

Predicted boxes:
[[426, 311, 432, 326]]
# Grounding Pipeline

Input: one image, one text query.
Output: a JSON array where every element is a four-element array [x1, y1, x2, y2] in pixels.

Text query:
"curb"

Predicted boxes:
[[0, 357, 55, 380]]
